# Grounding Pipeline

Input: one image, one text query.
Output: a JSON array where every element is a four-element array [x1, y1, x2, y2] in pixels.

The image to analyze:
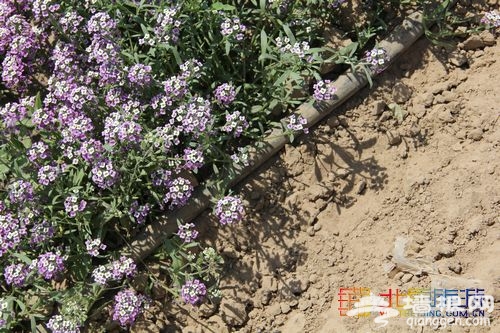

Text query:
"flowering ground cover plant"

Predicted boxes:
[[0, 0, 465, 331]]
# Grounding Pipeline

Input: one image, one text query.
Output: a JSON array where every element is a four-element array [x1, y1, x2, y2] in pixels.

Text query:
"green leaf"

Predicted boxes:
[[388, 103, 407, 122], [211, 2, 235, 11], [225, 40, 231, 56], [282, 24, 296, 44], [260, 29, 268, 59]]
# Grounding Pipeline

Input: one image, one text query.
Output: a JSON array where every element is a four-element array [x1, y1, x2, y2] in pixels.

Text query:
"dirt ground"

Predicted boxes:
[[125, 30, 500, 333]]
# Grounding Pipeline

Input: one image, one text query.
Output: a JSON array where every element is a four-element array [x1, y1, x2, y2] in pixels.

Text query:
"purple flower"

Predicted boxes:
[[85, 238, 106, 257], [112, 289, 148, 326], [91, 159, 119, 189], [27, 141, 50, 165], [92, 256, 136, 285], [313, 80, 337, 101], [129, 201, 151, 224], [0, 99, 29, 130], [162, 177, 193, 210], [163, 75, 188, 100], [30, 220, 54, 245], [170, 97, 213, 138], [215, 195, 245, 225], [364, 47, 390, 74], [59, 10, 84, 35], [78, 139, 104, 163], [145, 124, 181, 153], [64, 195, 87, 218], [4, 263, 29, 287], [87, 12, 117, 37], [481, 10, 500, 28], [103, 112, 143, 147], [177, 223, 199, 243], [220, 17, 246, 41], [182, 148, 204, 171], [140, 7, 181, 46], [31, 251, 64, 280], [222, 111, 249, 137], [286, 114, 309, 134], [37, 164, 61, 186], [8, 180, 34, 204], [275, 37, 310, 59], [151, 169, 172, 187], [127, 64, 152, 86], [181, 279, 207, 305], [0, 212, 26, 257], [214, 83, 237, 105], [329, 0, 346, 8]]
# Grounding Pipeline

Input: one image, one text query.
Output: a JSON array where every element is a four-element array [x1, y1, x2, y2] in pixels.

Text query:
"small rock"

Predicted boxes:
[[394, 272, 404, 280], [462, 35, 484, 50], [313, 223, 322, 231], [468, 128, 483, 141], [392, 82, 413, 103], [268, 303, 282, 317], [280, 303, 291, 314], [479, 30, 496, 46], [287, 277, 309, 295], [455, 130, 467, 140], [357, 180, 367, 194], [289, 299, 299, 307], [336, 168, 350, 179], [448, 261, 462, 274], [220, 298, 248, 326], [379, 111, 391, 122], [307, 226, 315, 237], [448, 51, 468, 67], [387, 131, 402, 146], [372, 100, 386, 116], [327, 116, 340, 129], [199, 302, 217, 318], [298, 299, 311, 311], [410, 104, 427, 119], [437, 245, 456, 258], [451, 143, 462, 151], [401, 273, 413, 283]]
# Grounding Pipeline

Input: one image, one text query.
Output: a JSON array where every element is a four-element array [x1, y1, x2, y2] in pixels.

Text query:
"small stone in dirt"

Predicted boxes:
[[327, 116, 340, 129], [462, 35, 484, 50], [378, 111, 391, 122], [307, 226, 315, 237], [468, 128, 483, 141], [410, 104, 427, 119], [409, 124, 421, 137], [357, 180, 367, 194], [479, 30, 496, 46], [268, 303, 282, 317], [372, 100, 386, 116], [387, 131, 402, 146], [394, 272, 404, 280], [392, 82, 412, 103], [287, 277, 309, 295], [280, 303, 291, 314], [298, 299, 311, 311], [448, 51, 468, 67], [313, 223, 322, 232], [220, 298, 249, 326], [199, 302, 217, 318], [401, 273, 413, 283], [448, 261, 462, 274], [437, 245, 456, 258]]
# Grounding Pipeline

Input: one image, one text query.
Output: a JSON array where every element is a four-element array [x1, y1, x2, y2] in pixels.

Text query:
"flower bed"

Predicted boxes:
[[2, 0, 491, 331]]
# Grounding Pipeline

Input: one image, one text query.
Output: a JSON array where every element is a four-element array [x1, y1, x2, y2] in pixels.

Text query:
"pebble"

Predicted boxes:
[[220, 297, 249, 326], [468, 128, 483, 141], [479, 30, 496, 46], [387, 131, 402, 146], [357, 180, 367, 194], [410, 104, 427, 119], [448, 51, 468, 67], [298, 299, 311, 311], [448, 261, 462, 274], [280, 303, 291, 314], [268, 303, 282, 317], [401, 273, 413, 283], [372, 100, 386, 116], [327, 116, 340, 129], [313, 223, 322, 231], [307, 226, 315, 237], [392, 82, 413, 103], [462, 35, 484, 50]]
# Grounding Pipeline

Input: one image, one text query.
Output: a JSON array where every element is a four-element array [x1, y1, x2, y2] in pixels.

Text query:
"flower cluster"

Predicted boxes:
[[0, 212, 26, 257], [85, 238, 106, 257], [364, 47, 389, 74], [141, 7, 181, 46], [4, 263, 29, 287], [92, 256, 136, 285], [30, 252, 65, 280], [129, 201, 151, 224], [182, 148, 204, 171], [30, 220, 55, 245], [275, 37, 310, 59], [329, 0, 347, 8], [286, 114, 309, 134], [222, 111, 249, 137], [481, 10, 500, 28], [91, 159, 119, 189], [313, 80, 337, 101], [162, 177, 194, 210], [38, 164, 61, 186], [181, 279, 207, 305], [220, 17, 246, 41], [8, 180, 34, 204], [127, 63, 152, 86], [214, 83, 237, 105], [215, 195, 245, 225], [177, 223, 199, 243], [170, 97, 213, 138], [230, 147, 250, 167], [64, 195, 87, 218], [27, 142, 51, 165], [112, 289, 148, 326], [46, 315, 81, 333]]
